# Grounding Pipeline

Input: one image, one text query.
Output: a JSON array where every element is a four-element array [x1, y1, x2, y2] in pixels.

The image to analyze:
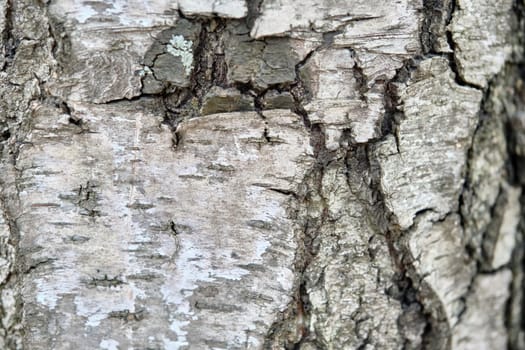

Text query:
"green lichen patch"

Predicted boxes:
[[167, 35, 194, 76]]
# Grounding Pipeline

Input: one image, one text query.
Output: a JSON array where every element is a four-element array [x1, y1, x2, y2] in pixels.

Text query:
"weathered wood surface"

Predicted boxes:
[[0, 0, 523, 349]]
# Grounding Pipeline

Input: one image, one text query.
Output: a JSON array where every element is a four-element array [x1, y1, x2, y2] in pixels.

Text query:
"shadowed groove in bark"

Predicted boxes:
[[263, 39, 434, 349], [458, 0, 525, 343], [158, 13, 302, 148], [260, 42, 365, 347], [507, 194, 525, 349], [502, 48, 525, 349], [420, 0, 452, 54], [362, 1, 525, 348], [370, 39, 459, 347], [160, 15, 229, 143], [446, 0, 485, 89], [262, 87, 329, 349], [421, 0, 484, 89], [246, 0, 264, 30], [366, 152, 444, 350], [1, 0, 16, 71]]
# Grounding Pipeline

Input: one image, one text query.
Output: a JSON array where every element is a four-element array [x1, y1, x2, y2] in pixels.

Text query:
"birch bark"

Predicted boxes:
[[0, 0, 523, 349]]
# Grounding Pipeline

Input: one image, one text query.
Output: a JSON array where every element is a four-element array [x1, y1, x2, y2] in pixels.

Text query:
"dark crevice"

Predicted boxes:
[[86, 274, 125, 288], [348, 49, 368, 103], [1, 128, 10, 141], [108, 308, 146, 322], [367, 142, 443, 349], [176, 8, 190, 20], [97, 93, 160, 106], [169, 220, 180, 237], [289, 49, 319, 129], [420, 0, 453, 54], [366, 0, 494, 346], [2, 0, 16, 71], [159, 17, 230, 146], [444, 0, 483, 90], [23, 258, 56, 274], [380, 57, 421, 151], [263, 53, 335, 348], [246, 0, 264, 30], [322, 30, 343, 46], [259, 126, 270, 142], [67, 115, 82, 127], [456, 0, 525, 341], [506, 192, 525, 350], [445, 32, 482, 90]]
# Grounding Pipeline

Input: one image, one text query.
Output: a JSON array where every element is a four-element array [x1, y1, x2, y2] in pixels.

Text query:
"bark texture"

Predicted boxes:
[[0, 0, 523, 349]]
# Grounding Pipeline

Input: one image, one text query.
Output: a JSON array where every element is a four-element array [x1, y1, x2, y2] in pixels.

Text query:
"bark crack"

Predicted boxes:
[[263, 51, 338, 348]]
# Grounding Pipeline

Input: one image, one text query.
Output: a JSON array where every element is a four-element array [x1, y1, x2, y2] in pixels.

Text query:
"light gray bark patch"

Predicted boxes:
[[177, 0, 248, 19], [373, 57, 482, 229], [458, 56, 525, 348], [482, 184, 521, 270], [252, 0, 422, 41], [452, 271, 513, 349], [17, 102, 313, 348], [449, 0, 517, 88], [460, 112, 508, 262], [409, 212, 476, 332]]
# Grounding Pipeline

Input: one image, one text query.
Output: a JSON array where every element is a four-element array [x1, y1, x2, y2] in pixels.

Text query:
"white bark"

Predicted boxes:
[[0, 0, 523, 349]]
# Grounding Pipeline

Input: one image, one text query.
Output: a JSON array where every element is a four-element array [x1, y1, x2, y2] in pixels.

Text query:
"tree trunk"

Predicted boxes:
[[0, 0, 523, 349]]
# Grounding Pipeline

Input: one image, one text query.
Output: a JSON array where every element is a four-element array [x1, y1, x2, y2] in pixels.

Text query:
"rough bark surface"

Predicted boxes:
[[0, 0, 523, 349]]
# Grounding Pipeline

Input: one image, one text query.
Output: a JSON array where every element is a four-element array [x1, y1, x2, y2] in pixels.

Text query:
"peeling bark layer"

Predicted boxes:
[[0, 0, 523, 349]]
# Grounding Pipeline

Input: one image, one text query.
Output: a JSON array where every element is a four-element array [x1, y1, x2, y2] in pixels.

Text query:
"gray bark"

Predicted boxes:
[[0, 0, 523, 349]]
